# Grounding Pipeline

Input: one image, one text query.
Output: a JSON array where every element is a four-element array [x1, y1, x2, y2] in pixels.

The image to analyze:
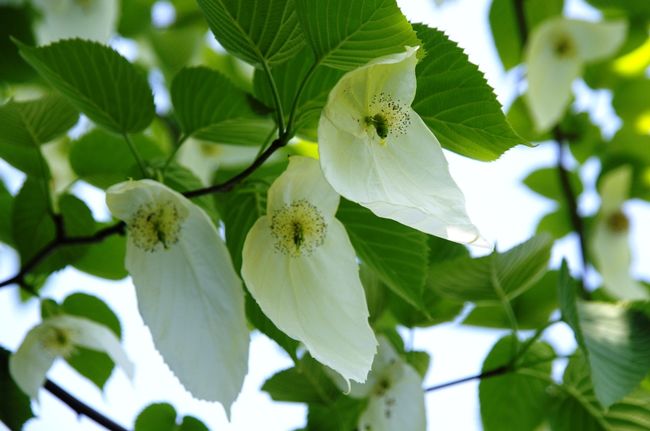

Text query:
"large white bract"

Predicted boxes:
[[318, 46, 486, 246], [10, 314, 133, 399], [525, 18, 627, 132], [241, 156, 377, 386], [592, 166, 648, 300], [106, 179, 249, 413]]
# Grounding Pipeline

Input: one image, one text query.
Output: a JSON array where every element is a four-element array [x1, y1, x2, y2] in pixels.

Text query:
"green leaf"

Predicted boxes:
[[59, 293, 122, 390], [336, 199, 429, 310], [429, 235, 552, 303], [412, 24, 525, 161], [262, 355, 340, 404], [0, 5, 36, 83], [72, 228, 128, 280], [246, 292, 299, 360], [307, 396, 366, 431], [524, 167, 583, 201], [585, 0, 650, 18], [196, 0, 304, 67], [427, 235, 469, 265], [506, 96, 551, 143], [17, 39, 154, 133], [480, 335, 554, 431], [178, 416, 209, 431], [549, 354, 650, 431], [405, 350, 430, 379], [536, 206, 573, 239], [464, 270, 558, 330], [171, 66, 274, 144], [295, 0, 419, 70], [0, 95, 78, 177], [69, 129, 165, 189], [118, 0, 155, 37], [0, 346, 33, 430], [135, 403, 177, 431], [558, 260, 585, 347], [253, 46, 343, 138], [149, 25, 205, 79], [578, 301, 650, 407], [0, 179, 13, 246], [489, 0, 564, 70]]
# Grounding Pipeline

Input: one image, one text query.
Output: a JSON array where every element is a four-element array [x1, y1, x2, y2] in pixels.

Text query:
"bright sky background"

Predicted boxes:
[[1, 0, 650, 430]]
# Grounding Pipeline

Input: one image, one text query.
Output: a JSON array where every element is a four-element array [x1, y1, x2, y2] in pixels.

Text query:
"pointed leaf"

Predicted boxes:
[[196, 0, 304, 67], [429, 235, 552, 303], [17, 39, 154, 133], [336, 198, 429, 311], [0, 347, 33, 430], [295, 0, 419, 70], [412, 24, 525, 161], [262, 355, 340, 404]]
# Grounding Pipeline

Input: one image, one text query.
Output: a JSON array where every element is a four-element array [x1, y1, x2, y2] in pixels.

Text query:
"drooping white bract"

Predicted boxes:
[[525, 18, 627, 132], [318, 46, 486, 247], [332, 336, 426, 431], [106, 179, 249, 412], [31, 0, 118, 44], [9, 314, 133, 399], [592, 166, 648, 300], [241, 156, 377, 386]]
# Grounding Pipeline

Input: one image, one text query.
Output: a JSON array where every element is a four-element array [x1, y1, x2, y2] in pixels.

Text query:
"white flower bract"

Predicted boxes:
[[106, 179, 249, 413], [525, 18, 627, 132], [32, 0, 118, 44], [9, 314, 133, 399], [241, 156, 377, 386], [318, 46, 486, 246], [592, 166, 648, 300]]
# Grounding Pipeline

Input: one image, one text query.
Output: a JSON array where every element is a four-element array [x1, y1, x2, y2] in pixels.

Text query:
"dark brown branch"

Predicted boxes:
[[44, 379, 129, 431], [425, 365, 510, 392], [513, 0, 528, 48]]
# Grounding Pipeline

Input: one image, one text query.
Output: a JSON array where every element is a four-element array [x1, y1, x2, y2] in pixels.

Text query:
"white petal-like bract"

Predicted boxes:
[[525, 18, 626, 132], [318, 46, 485, 246], [32, 0, 118, 44], [9, 315, 133, 399], [241, 156, 377, 385], [106, 179, 249, 412]]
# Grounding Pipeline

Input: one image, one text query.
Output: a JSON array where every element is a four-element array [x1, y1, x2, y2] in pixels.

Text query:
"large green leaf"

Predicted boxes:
[[69, 129, 165, 189], [578, 301, 650, 407], [58, 293, 122, 390], [0, 5, 36, 82], [464, 270, 558, 329], [295, 0, 419, 70], [524, 167, 583, 201], [253, 46, 343, 138], [549, 354, 650, 431], [429, 235, 552, 304], [196, 0, 304, 67], [480, 335, 554, 431], [336, 199, 429, 310], [72, 228, 127, 280], [307, 396, 366, 431], [0, 347, 33, 430], [412, 24, 525, 161], [0, 95, 78, 177], [262, 354, 340, 404], [17, 39, 154, 133], [170, 66, 273, 144], [489, 0, 564, 70]]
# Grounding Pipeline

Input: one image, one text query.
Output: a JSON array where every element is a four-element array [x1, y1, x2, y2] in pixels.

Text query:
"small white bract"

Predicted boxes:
[[318, 46, 487, 246], [592, 166, 648, 300], [106, 179, 249, 414], [241, 156, 377, 386], [525, 18, 627, 132], [10, 314, 133, 399], [333, 336, 426, 431]]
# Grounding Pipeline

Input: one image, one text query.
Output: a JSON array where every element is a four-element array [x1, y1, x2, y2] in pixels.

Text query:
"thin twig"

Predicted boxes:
[[425, 365, 510, 392], [44, 379, 129, 431]]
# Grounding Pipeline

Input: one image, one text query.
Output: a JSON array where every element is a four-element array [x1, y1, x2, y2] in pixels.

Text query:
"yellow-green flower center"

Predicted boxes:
[[364, 93, 410, 142], [607, 209, 629, 233], [270, 200, 327, 257], [41, 326, 76, 358], [129, 200, 186, 252]]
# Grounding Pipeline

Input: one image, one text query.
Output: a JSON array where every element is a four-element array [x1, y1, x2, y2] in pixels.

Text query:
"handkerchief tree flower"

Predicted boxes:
[[592, 166, 648, 300], [525, 17, 627, 132], [318, 46, 486, 246], [106, 179, 249, 413], [10, 314, 133, 399], [241, 156, 377, 386]]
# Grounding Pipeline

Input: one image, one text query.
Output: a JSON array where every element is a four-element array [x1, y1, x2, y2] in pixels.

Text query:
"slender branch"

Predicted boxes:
[[513, 0, 528, 48], [554, 129, 590, 298], [44, 379, 129, 431], [184, 137, 287, 198], [425, 365, 510, 392]]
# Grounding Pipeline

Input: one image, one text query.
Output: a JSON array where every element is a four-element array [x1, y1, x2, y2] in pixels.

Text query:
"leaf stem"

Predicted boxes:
[[44, 379, 128, 431], [261, 60, 286, 133], [122, 133, 147, 178], [285, 63, 318, 136], [162, 133, 188, 175]]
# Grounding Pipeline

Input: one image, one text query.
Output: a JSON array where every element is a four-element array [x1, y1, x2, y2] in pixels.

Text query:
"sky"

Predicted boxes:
[[1, 0, 650, 430]]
